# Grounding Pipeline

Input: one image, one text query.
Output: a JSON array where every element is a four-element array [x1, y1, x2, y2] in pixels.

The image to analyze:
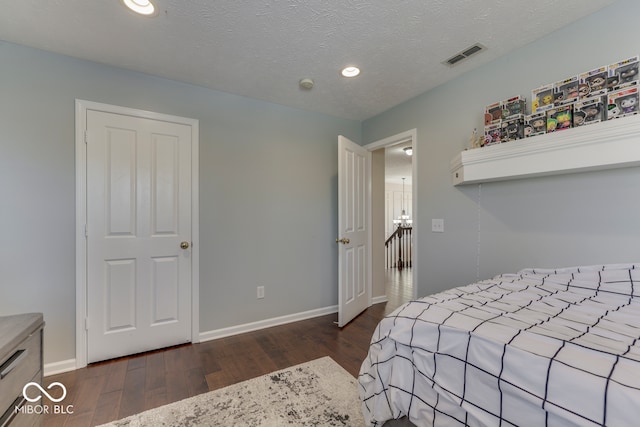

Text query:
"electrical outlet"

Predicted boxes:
[[432, 219, 444, 233], [257, 286, 265, 299]]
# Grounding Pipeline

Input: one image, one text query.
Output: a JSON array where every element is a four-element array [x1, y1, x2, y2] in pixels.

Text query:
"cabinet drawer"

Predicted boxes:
[[0, 383, 42, 427], [0, 331, 41, 418], [4, 408, 40, 427]]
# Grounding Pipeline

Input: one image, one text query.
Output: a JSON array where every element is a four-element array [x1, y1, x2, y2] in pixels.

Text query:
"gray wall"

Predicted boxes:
[[362, 0, 640, 298], [371, 149, 386, 298], [0, 41, 361, 365]]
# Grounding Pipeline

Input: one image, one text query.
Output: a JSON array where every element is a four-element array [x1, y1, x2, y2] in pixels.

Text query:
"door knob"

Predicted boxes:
[[180, 241, 190, 249], [336, 237, 350, 244]]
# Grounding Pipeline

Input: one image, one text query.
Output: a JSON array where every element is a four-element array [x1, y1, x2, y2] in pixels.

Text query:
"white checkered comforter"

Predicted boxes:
[[359, 264, 640, 426]]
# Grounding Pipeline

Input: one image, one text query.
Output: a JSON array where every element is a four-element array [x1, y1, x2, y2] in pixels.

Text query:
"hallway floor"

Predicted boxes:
[[384, 267, 413, 315]]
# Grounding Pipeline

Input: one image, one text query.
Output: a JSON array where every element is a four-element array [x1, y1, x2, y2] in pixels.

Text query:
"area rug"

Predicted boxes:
[[98, 356, 365, 426]]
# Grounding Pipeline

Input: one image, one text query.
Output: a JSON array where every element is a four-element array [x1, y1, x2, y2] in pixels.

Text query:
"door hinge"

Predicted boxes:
[[84, 224, 88, 237], [85, 317, 89, 330], [84, 131, 89, 144]]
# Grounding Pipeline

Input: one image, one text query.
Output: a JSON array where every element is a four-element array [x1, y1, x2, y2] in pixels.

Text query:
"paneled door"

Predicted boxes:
[[337, 135, 370, 327], [86, 109, 193, 363]]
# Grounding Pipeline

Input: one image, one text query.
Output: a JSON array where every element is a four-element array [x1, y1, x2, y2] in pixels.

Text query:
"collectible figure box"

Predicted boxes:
[[579, 66, 608, 98], [478, 54, 640, 148], [546, 104, 573, 133], [502, 96, 527, 119], [553, 76, 579, 105], [483, 122, 502, 146], [501, 115, 524, 142], [485, 101, 503, 124], [607, 86, 639, 119], [608, 56, 639, 90], [531, 84, 554, 114], [573, 97, 605, 126], [524, 112, 547, 137]]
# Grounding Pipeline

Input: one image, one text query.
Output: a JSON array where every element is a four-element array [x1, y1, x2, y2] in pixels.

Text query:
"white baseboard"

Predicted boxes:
[[44, 305, 342, 375], [371, 295, 388, 305], [44, 358, 77, 377], [199, 305, 338, 343]]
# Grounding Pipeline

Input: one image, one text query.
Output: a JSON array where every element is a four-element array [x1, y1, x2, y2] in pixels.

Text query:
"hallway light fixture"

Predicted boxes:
[[403, 147, 413, 156], [393, 178, 412, 228]]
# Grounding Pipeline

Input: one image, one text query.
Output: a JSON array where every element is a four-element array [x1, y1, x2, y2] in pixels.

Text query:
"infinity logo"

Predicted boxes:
[[22, 382, 67, 403]]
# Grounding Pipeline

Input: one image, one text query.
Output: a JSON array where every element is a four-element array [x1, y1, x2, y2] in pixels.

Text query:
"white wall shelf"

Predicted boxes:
[[450, 115, 640, 185]]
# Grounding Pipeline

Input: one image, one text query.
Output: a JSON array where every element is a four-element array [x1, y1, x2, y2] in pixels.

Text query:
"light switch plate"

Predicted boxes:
[[432, 219, 444, 233]]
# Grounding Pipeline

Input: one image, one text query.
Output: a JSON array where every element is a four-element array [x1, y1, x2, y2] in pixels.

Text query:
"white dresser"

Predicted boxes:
[[0, 313, 44, 427]]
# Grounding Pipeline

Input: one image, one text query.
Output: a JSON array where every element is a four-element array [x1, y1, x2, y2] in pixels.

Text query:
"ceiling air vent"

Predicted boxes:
[[442, 43, 486, 67]]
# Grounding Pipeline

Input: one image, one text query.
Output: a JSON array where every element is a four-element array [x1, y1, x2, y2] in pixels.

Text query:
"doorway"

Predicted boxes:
[[365, 129, 417, 312], [383, 143, 414, 311]]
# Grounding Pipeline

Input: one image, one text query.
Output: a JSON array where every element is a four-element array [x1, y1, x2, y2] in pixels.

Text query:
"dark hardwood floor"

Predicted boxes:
[[43, 269, 413, 426], [385, 268, 414, 308]]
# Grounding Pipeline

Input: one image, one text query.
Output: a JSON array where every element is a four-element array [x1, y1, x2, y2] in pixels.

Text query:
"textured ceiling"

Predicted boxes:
[[0, 0, 617, 121]]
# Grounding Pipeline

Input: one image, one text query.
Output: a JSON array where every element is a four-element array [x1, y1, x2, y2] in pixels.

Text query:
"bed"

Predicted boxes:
[[358, 263, 640, 426]]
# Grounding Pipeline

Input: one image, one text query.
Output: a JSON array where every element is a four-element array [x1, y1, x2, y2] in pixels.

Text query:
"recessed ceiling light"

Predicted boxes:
[[341, 66, 360, 78], [122, 0, 157, 16]]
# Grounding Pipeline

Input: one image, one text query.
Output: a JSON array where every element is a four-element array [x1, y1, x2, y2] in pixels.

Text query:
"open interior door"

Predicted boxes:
[[337, 135, 370, 327]]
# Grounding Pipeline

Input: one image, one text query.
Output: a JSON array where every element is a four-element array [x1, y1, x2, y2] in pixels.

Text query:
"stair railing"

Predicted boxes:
[[385, 226, 412, 270]]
